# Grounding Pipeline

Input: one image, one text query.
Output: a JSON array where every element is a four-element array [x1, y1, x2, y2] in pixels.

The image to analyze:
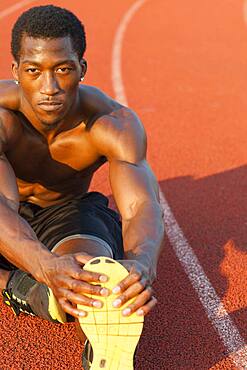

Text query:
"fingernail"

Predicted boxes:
[[122, 308, 131, 316], [78, 311, 86, 317], [100, 288, 109, 296], [112, 298, 122, 308], [137, 309, 144, 316], [99, 275, 108, 282], [93, 301, 103, 308], [112, 286, 121, 294]]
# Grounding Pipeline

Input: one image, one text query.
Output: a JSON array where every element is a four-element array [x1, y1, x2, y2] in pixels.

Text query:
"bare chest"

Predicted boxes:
[[6, 124, 106, 196]]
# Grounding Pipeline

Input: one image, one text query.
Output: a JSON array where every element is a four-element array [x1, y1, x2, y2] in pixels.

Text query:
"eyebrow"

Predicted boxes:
[[21, 59, 77, 66]]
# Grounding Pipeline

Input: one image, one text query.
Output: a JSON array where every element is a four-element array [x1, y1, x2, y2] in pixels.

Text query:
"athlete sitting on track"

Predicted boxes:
[[0, 5, 164, 369]]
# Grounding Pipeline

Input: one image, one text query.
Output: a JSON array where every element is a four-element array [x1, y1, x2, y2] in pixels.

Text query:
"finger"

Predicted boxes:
[[112, 271, 142, 294], [57, 276, 110, 297], [58, 288, 104, 309], [58, 298, 87, 319], [135, 296, 158, 316], [112, 279, 147, 308], [72, 268, 108, 284], [120, 287, 153, 316]]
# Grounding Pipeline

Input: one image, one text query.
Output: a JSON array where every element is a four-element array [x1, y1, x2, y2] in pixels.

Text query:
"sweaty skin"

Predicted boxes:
[[0, 36, 164, 318], [1, 86, 118, 207]]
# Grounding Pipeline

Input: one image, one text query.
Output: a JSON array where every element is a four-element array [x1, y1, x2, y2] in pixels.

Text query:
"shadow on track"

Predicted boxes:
[[143, 165, 247, 369]]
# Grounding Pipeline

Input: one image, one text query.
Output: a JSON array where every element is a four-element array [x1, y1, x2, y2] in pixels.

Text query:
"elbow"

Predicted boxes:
[[0, 193, 19, 212]]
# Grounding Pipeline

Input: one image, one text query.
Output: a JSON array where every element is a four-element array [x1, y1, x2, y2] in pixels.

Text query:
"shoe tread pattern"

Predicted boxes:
[[78, 257, 144, 370]]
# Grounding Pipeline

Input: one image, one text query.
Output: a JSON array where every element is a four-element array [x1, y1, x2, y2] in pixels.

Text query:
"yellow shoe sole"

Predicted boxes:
[[47, 287, 67, 323], [78, 257, 144, 370]]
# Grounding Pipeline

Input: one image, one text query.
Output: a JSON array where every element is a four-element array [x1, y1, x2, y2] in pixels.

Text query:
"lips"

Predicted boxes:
[[38, 101, 63, 112]]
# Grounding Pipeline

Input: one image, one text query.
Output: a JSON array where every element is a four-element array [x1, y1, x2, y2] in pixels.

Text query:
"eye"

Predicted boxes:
[[56, 67, 72, 74], [26, 68, 39, 74]]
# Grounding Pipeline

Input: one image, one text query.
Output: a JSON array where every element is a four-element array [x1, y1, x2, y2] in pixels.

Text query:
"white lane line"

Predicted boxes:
[[243, 0, 247, 25], [111, 0, 147, 105], [0, 0, 37, 19], [159, 191, 247, 369], [111, 1, 247, 368]]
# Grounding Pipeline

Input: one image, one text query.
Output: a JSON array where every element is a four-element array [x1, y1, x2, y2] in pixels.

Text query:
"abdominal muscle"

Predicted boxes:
[[17, 177, 91, 208]]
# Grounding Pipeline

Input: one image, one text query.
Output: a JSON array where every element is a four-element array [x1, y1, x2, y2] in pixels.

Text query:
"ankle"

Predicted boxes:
[[0, 270, 11, 291], [75, 319, 87, 343]]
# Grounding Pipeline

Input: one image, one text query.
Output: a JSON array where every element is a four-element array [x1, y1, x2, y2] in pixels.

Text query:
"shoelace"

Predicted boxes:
[[2, 289, 35, 316]]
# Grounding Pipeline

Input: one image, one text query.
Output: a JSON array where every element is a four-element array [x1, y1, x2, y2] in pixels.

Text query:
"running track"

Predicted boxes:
[[0, 0, 246, 369]]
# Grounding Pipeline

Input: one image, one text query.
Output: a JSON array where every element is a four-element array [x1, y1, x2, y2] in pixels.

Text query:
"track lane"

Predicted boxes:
[[120, 0, 247, 367]]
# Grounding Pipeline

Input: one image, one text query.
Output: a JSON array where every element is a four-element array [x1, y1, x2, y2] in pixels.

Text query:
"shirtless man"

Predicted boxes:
[[0, 5, 164, 368]]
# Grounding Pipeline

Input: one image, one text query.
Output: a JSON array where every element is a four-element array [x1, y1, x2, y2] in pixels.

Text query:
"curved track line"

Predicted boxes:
[[111, 1, 247, 368], [112, 0, 148, 106], [0, 0, 37, 19], [243, 0, 247, 25]]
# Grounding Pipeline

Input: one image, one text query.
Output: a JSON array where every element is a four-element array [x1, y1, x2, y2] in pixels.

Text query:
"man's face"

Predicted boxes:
[[12, 35, 84, 128]]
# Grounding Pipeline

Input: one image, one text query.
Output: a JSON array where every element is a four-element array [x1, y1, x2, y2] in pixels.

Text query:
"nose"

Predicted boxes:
[[40, 71, 60, 96]]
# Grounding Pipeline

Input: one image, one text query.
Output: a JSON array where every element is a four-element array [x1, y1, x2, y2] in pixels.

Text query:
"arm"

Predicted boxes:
[[109, 159, 164, 280], [0, 152, 52, 272], [109, 111, 164, 278], [0, 110, 106, 318], [90, 107, 164, 315], [0, 110, 52, 274]]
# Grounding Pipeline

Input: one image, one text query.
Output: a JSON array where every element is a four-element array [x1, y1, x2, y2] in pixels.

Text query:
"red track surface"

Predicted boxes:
[[0, 0, 247, 369]]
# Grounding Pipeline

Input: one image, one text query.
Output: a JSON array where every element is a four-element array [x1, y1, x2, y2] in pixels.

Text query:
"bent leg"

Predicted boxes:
[[51, 235, 113, 258], [52, 236, 113, 344]]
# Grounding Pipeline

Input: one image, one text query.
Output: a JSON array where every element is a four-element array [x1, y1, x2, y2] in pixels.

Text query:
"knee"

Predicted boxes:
[[51, 237, 113, 258]]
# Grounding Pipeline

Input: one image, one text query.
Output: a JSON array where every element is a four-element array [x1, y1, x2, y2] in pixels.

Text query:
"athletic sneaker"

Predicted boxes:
[[2, 270, 66, 323], [78, 257, 143, 370]]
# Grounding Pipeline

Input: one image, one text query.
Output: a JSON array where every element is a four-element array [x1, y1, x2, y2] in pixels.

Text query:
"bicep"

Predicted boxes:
[[109, 159, 159, 221], [90, 107, 159, 217]]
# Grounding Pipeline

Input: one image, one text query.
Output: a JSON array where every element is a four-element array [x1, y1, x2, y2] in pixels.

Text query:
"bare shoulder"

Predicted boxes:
[[0, 80, 20, 111], [0, 108, 23, 152], [87, 101, 147, 163], [79, 85, 122, 117]]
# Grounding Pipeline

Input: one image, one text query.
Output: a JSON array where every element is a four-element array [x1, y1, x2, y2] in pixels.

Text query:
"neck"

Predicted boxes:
[[19, 92, 82, 143]]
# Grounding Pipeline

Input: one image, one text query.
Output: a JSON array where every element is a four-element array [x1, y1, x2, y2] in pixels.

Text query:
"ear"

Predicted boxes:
[[12, 61, 19, 82], [80, 59, 87, 79]]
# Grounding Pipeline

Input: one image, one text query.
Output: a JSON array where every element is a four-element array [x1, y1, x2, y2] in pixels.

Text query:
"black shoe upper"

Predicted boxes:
[[2, 270, 62, 323], [2, 270, 37, 317]]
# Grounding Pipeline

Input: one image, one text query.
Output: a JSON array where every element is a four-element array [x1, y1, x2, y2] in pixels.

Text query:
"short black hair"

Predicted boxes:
[[11, 5, 86, 63]]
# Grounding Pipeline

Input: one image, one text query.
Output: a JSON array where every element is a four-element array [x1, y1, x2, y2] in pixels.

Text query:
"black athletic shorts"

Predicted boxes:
[[0, 192, 124, 271]]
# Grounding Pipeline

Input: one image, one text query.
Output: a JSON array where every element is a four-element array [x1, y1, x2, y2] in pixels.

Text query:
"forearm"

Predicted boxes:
[[122, 201, 164, 280], [0, 194, 55, 282]]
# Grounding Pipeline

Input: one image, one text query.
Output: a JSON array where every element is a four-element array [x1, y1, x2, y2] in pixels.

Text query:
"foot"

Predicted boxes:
[[78, 257, 144, 370], [2, 270, 66, 323]]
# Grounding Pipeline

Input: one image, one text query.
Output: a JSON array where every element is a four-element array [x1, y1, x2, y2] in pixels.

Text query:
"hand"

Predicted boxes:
[[112, 259, 157, 317], [40, 253, 110, 319]]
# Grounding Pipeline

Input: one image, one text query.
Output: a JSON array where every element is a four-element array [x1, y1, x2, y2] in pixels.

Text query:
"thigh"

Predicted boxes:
[[25, 192, 124, 260]]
